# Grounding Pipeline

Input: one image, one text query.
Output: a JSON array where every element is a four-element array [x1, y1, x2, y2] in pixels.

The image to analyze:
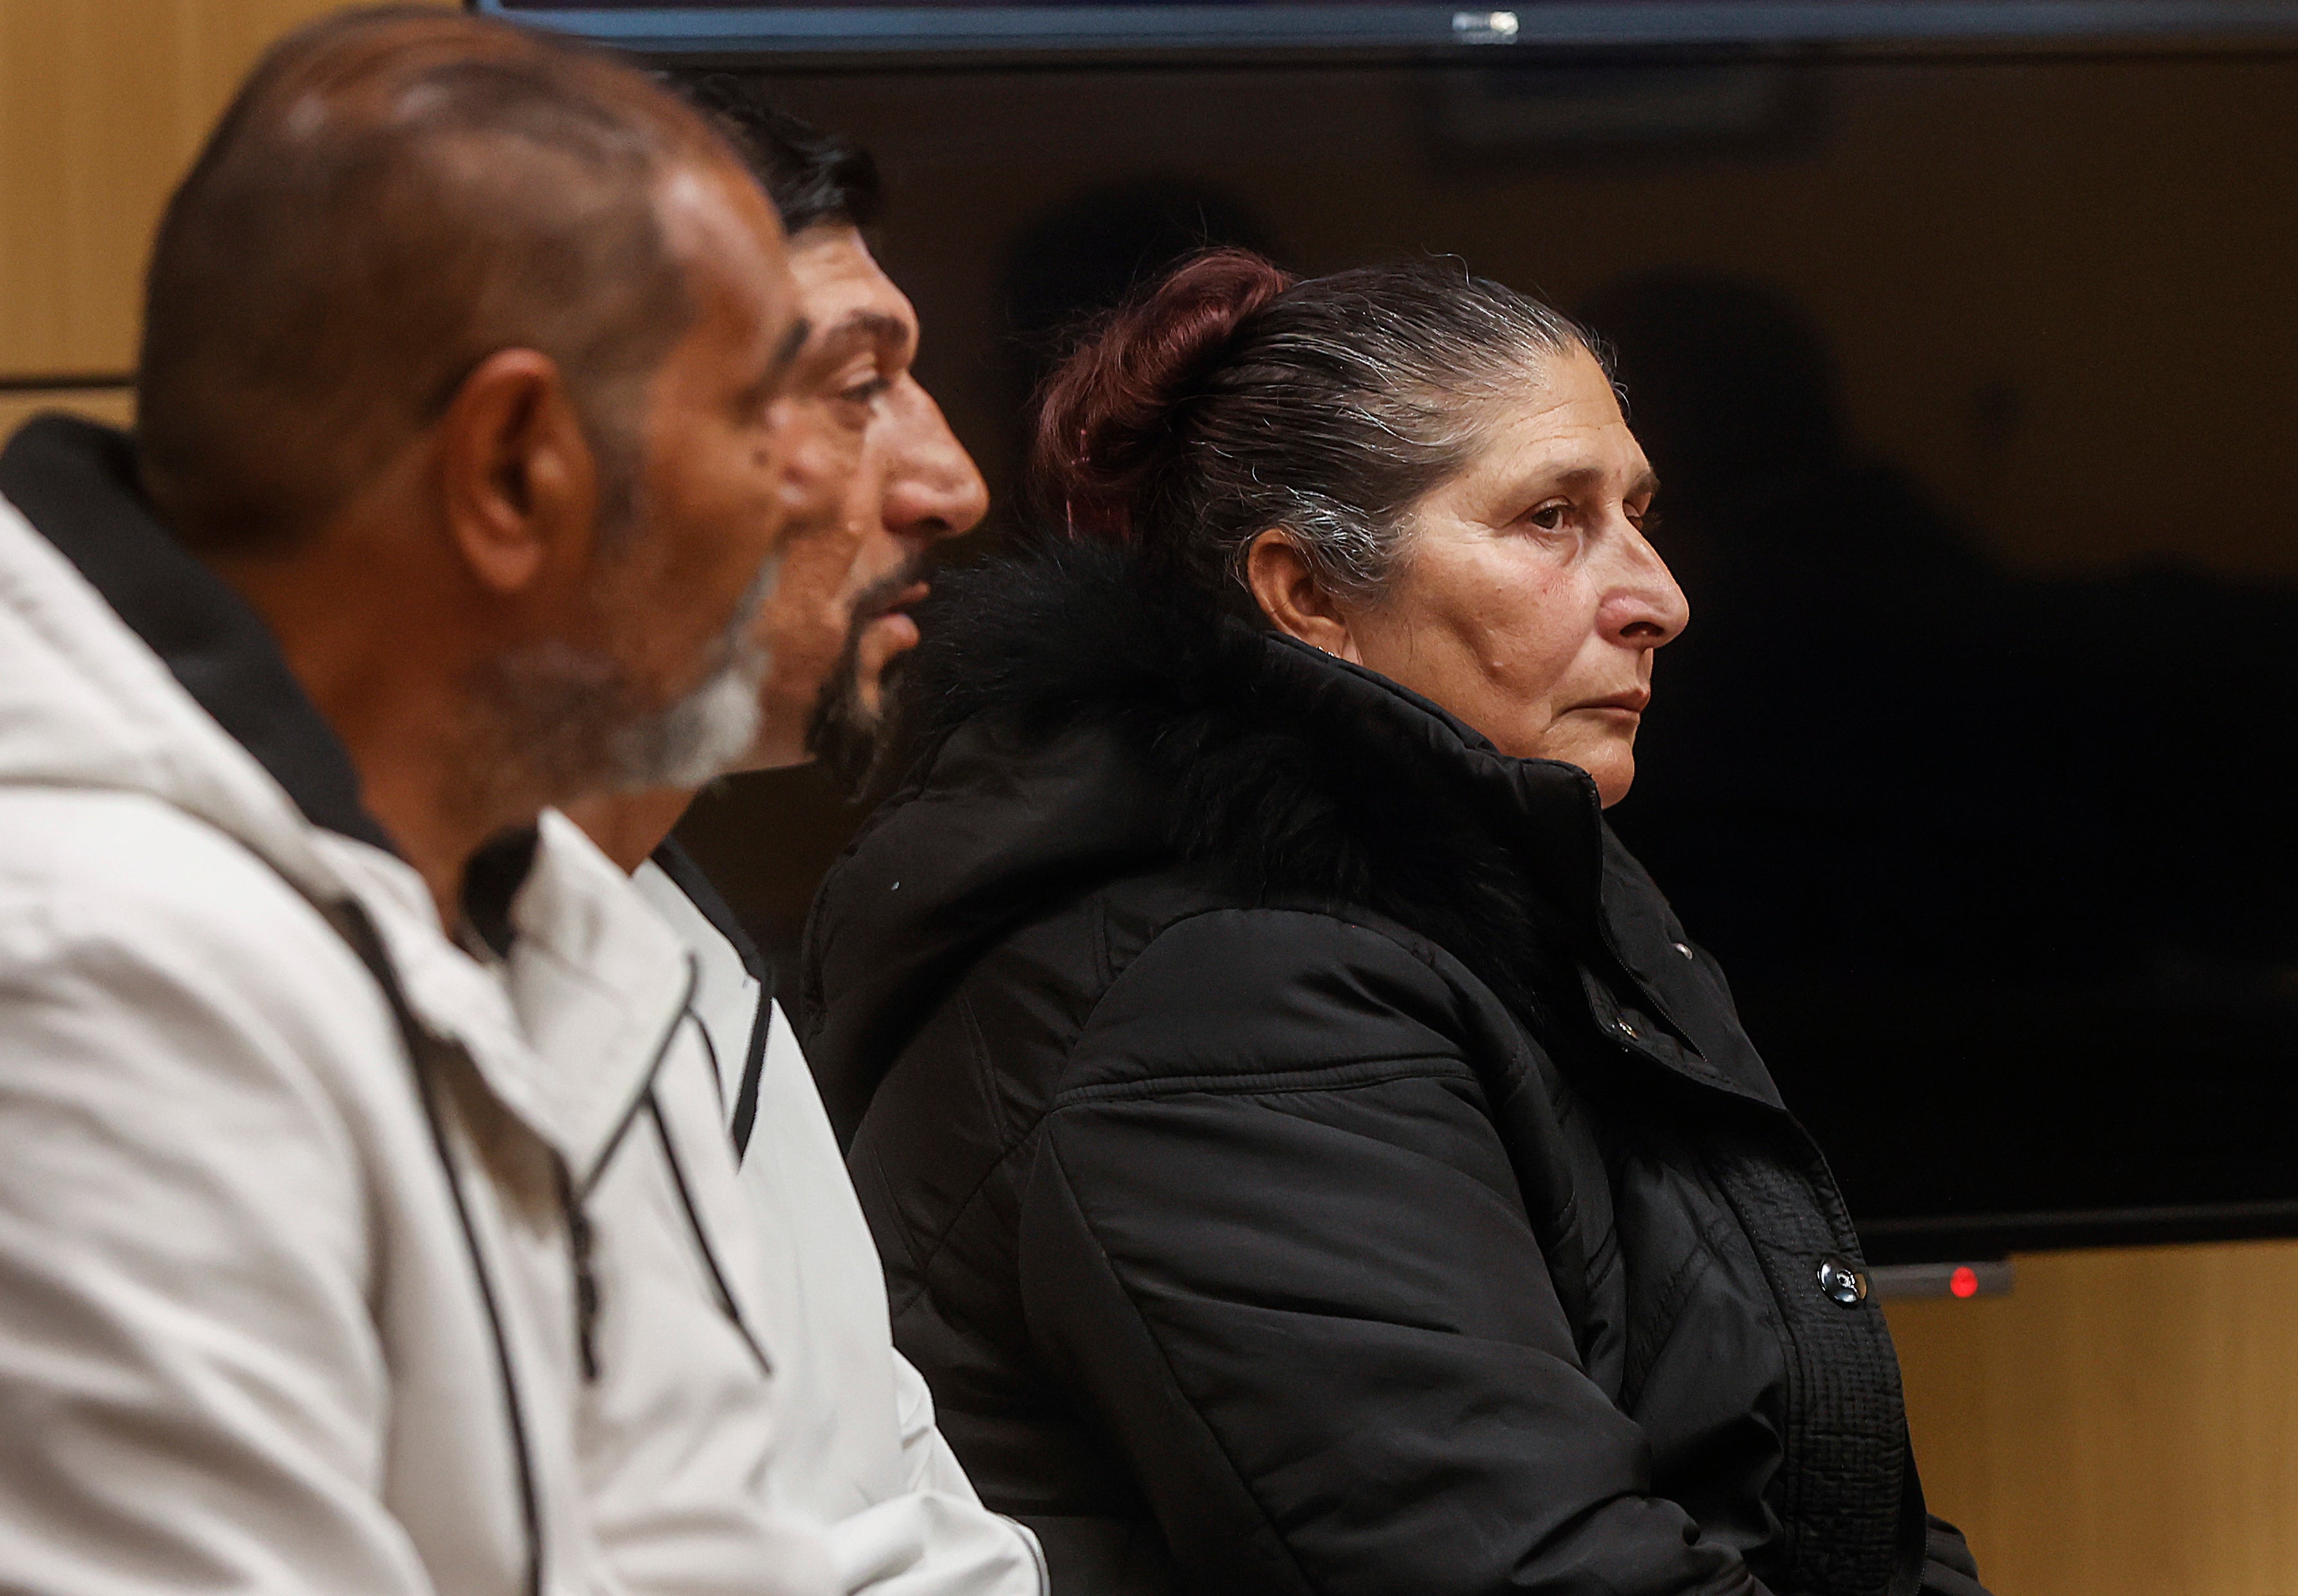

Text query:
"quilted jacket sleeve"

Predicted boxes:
[[1921, 1514, 1989, 1596], [1012, 907, 1773, 1596]]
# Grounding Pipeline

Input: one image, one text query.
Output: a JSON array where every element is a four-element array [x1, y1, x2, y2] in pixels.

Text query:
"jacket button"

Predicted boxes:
[[1672, 940, 1695, 960], [1612, 1016, 1640, 1041], [1817, 1257, 1869, 1307]]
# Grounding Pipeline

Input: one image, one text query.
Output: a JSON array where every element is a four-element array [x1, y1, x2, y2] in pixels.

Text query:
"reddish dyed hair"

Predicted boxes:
[[1028, 249, 1295, 545], [1023, 247, 1594, 611]]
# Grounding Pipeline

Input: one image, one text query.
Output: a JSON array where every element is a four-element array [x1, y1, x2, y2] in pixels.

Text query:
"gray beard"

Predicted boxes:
[[476, 555, 778, 811], [603, 623, 768, 791]]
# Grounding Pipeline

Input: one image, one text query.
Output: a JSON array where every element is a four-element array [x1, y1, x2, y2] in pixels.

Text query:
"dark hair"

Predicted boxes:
[[1028, 249, 1597, 609], [676, 74, 883, 234], [137, 6, 739, 551]]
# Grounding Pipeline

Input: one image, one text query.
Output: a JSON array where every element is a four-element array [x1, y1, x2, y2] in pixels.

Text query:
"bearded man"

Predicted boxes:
[[0, 12, 863, 1593], [561, 82, 1032, 1596]]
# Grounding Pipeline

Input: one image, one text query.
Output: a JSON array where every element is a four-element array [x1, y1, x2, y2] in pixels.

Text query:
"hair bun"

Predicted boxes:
[[1027, 248, 1295, 545]]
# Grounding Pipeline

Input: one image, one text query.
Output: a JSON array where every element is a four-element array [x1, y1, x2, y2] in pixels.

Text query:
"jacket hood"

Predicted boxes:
[[0, 415, 699, 1179], [802, 538, 1653, 1145], [0, 415, 390, 892]]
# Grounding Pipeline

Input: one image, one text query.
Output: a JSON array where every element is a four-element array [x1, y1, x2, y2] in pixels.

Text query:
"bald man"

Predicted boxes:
[[0, 10, 852, 1595]]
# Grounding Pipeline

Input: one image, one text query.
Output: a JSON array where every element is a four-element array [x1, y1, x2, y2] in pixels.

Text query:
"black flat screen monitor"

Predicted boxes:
[[507, 4, 2298, 1266], [474, 0, 2298, 60]]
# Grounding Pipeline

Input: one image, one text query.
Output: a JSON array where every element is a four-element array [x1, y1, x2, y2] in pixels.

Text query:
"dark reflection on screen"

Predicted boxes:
[[1592, 273, 2298, 1253], [676, 53, 2298, 1259]]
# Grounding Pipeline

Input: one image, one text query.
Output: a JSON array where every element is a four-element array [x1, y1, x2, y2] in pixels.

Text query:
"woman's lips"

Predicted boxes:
[[1574, 689, 1651, 717]]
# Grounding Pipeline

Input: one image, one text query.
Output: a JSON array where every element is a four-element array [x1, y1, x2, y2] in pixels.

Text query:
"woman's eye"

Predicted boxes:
[[1527, 501, 1570, 532], [840, 374, 892, 408]]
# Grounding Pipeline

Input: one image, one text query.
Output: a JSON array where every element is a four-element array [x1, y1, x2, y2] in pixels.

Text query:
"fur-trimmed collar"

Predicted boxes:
[[880, 539, 1613, 1016], [805, 538, 1786, 1143]]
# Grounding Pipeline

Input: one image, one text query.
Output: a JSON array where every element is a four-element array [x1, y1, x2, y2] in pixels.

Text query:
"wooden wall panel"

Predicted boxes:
[[1890, 1239, 2298, 1596], [0, 1, 446, 379], [0, 386, 134, 436]]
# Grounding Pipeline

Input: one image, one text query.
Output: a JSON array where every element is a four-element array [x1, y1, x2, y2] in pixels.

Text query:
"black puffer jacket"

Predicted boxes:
[[802, 544, 1986, 1596]]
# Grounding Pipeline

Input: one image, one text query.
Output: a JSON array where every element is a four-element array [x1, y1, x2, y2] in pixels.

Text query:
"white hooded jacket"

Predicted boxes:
[[0, 416, 837, 1596], [629, 855, 1047, 1596]]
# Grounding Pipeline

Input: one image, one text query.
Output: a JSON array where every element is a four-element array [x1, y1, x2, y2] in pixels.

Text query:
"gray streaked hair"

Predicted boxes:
[[1031, 251, 1597, 614]]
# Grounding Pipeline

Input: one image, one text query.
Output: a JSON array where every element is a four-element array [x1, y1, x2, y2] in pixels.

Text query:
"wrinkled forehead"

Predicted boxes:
[[1444, 347, 1653, 490]]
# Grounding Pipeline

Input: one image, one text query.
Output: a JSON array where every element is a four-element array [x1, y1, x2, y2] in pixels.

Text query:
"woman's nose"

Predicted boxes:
[[1602, 524, 1691, 649], [883, 379, 988, 548]]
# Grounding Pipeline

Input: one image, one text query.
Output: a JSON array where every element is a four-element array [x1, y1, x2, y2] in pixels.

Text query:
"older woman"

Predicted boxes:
[[801, 251, 1986, 1596]]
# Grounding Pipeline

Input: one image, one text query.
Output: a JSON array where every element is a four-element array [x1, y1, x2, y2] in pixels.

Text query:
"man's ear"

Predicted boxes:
[[436, 348, 598, 596], [1245, 529, 1360, 661]]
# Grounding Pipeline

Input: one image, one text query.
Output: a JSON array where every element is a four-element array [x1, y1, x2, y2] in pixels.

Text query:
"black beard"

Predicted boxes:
[[805, 560, 920, 800]]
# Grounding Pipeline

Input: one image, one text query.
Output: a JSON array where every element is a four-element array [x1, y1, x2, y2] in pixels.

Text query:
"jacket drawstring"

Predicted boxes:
[[555, 1158, 602, 1383], [649, 1084, 774, 1380]]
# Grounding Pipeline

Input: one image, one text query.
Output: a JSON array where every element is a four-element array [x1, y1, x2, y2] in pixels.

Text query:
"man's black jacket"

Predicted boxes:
[[802, 543, 1987, 1596]]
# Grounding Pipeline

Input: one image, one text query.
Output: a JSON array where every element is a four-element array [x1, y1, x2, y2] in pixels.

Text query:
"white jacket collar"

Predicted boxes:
[[0, 416, 688, 1176], [0, 420, 352, 892]]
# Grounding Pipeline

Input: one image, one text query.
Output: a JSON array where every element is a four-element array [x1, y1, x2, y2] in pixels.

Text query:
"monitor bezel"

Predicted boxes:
[[1858, 1199, 2298, 1265], [470, 0, 2298, 63], [468, 0, 2298, 1266]]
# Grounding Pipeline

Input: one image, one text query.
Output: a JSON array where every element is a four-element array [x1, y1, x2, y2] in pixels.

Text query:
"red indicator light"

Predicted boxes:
[[1949, 1266, 1980, 1299]]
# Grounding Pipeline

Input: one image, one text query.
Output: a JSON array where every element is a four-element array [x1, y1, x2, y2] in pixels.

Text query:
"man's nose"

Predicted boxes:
[[882, 379, 987, 547]]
